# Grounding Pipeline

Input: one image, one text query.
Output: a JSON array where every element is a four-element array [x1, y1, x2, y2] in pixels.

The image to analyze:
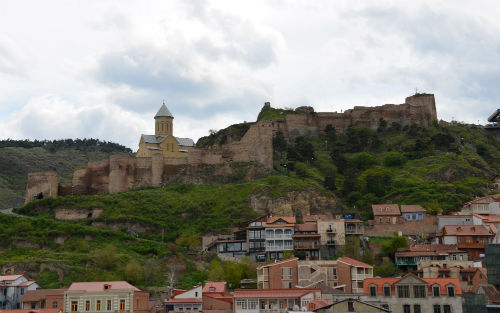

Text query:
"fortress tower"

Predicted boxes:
[[136, 102, 195, 158]]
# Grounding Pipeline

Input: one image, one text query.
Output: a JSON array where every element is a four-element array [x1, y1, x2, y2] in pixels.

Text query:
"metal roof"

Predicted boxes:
[[142, 134, 160, 144], [175, 137, 195, 147], [155, 104, 173, 118]]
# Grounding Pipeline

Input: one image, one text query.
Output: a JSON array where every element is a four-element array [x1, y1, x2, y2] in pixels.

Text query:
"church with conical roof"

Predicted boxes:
[[136, 103, 195, 158]]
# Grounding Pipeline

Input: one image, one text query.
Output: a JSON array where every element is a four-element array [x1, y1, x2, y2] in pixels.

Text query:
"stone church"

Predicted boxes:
[[136, 103, 195, 158]]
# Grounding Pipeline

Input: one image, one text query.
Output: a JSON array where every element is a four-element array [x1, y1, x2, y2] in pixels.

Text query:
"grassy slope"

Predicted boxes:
[[0, 214, 168, 288], [0, 145, 130, 209], [15, 176, 326, 241]]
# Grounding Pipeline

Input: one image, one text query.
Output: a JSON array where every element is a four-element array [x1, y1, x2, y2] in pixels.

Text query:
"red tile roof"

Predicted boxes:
[[295, 223, 317, 232], [264, 224, 295, 228], [337, 257, 372, 268], [68, 281, 140, 292], [21, 289, 66, 302], [258, 257, 299, 268], [442, 225, 493, 236], [303, 214, 333, 222], [474, 214, 500, 223], [306, 299, 332, 311], [203, 282, 226, 294], [173, 289, 187, 297], [267, 216, 296, 224], [0, 274, 26, 282], [401, 205, 426, 213], [396, 244, 464, 257], [17, 281, 38, 287], [463, 194, 500, 207], [372, 204, 400, 216], [364, 274, 462, 296], [203, 293, 233, 304]]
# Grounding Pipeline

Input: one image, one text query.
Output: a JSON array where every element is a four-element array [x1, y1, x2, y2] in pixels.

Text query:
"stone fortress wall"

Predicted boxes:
[[24, 94, 437, 203]]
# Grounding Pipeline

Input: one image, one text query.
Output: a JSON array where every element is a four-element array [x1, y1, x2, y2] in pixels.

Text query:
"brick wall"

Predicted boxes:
[[365, 215, 438, 237]]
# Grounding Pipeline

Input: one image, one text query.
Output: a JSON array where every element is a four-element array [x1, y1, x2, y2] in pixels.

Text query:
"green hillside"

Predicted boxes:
[[0, 139, 132, 209]]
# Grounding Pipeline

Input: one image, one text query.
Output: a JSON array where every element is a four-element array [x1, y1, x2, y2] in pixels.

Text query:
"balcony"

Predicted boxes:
[[266, 245, 293, 251], [457, 242, 486, 249], [294, 244, 319, 250], [326, 228, 335, 233], [259, 310, 288, 313], [351, 273, 372, 281], [345, 228, 363, 234], [395, 260, 418, 266], [266, 234, 293, 239], [326, 240, 336, 245]]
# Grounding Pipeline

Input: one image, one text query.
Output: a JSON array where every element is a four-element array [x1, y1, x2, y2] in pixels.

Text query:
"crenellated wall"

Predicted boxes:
[[25, 94, 436, 202]]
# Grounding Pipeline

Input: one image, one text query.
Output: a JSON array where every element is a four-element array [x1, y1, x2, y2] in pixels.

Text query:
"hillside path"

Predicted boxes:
[[0, 208, 30, 218]]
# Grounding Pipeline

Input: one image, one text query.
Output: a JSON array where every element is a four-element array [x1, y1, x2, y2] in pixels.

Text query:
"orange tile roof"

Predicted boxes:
[[306, 299, 332, 311], [68, 281, 140, 292], [463, 194, 500, 207], [17, 280, 38, 287], [264, 224, 295, 228], [372, 204, 400, 216], [203, 282, 226, 294], [442, 225, 493, 236], [203, 293, 233, 304], [267, 216, 297, 224], [337, 257, 372, 268], [401, 205, 426, 213], [364, 274, 462, 296], [259, 257, 299, 268]]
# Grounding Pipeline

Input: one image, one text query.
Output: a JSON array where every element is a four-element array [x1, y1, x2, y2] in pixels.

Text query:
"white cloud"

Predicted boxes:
[[0, 0, 498, 149]]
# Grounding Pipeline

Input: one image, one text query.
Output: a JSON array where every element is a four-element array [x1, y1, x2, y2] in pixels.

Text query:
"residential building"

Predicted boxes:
[[485, 244, 500, 290], [459, 194, 500, 215], [0, 274, 40, 310], [440, 225, 494, 259], [293, 223, 320, 260], [205, 231, 247, 259], [164, 285, 202, 313], [246, 216, 267, 262], [417, 260, 487, 293], [257, 258, 299, 289], [477, 284, 500, 306], [313, 298, 390, 312], [21, 289, 66, 310], [395, 244, 468, 271], [372, 204, 400, 225], [336, 257, 373, 294], [438, 216, 473, 233], [0, 309, 62, 313], [344, 219, 364, 237], [364, 274, 463, 313], [64, 281, 149, 313], [317, 219, 345, 259], [401, 205, 426, 221], [202, 282, 233, 313], [265, 217, 296, 261], [233, 288, 319, 313], [297, 260, 339, 289]]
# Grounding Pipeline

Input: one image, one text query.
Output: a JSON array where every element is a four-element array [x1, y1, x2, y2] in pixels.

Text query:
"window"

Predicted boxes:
[[107, 300, 111, 311], [433, 305, 441, 313], [379, 217, 383, 223], [333, 268, 338, 280], [414, 285, 426, 298], [52, 301, 58, 308], [383, 285, 391, 297], [397, 285, 410, 298], [403, 304, 411, 313], [85, 301, 90, 311], [97, 300, 101, 311], [347, 301, 354, 312], [447, 286, 455, 297], [387, 217, 391, 223], [443, 305, 451, 313], [71, 301, 78, 312], [414, 304, 421, 313], [433, 285, 440, 297], [281, 267, 292, 280], [195, 292, 198, 297], [248, 300, 258, 310], [369, 285, 377, 297], [236, 299, 245, 310], [120, 300, 125, 312], [20, 288, 24, 295]]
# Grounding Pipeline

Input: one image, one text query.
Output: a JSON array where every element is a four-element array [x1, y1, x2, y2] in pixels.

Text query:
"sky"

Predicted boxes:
[[0, 0, 499, 150]]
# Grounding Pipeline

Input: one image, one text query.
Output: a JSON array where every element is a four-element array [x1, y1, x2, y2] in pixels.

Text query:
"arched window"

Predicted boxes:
[[369, 284, 377, 297], [447, 284, 455, 297]]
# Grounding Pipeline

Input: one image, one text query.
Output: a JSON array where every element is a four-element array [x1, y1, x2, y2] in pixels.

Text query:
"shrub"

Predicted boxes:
[[383, 152, 407, 167]]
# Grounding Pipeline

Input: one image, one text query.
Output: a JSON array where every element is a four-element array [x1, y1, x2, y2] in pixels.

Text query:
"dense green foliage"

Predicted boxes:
[[196, 122, 253, 148], [0, 214, 168, 288], [0, 138, 132, 209], [257, 104, 295, 121], [16, 176, 324, 242], [273, 121, 500, 213]]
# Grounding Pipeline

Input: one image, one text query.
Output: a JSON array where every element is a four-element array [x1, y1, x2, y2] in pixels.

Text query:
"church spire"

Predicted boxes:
[[155, 103, 173, 118]]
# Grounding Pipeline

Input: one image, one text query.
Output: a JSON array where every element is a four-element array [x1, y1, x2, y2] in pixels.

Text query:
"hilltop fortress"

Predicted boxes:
[[25, 93, 437, 203]]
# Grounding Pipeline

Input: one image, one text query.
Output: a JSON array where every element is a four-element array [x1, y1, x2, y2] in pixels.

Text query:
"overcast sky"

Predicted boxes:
[[0, 0, 499, 150]]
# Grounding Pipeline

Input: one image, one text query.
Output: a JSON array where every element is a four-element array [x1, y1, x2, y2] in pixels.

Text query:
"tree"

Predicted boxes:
[[125, 259, 143, 284], [346, 152, 377, 170], [374, 260, 400, 277], [382, 233, 408, 261], [383, 152, 407, 167], [294, 162, 308, 179], [324, 124, 337, 141], [165, 262, 181, 297], [377, 118, 387, 132], [95, 244, 118, 270], [208, 259, 225, 281], [324, 176, 336, 191], [273, 131, 287, 159], [176, 232, 200, 250]]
